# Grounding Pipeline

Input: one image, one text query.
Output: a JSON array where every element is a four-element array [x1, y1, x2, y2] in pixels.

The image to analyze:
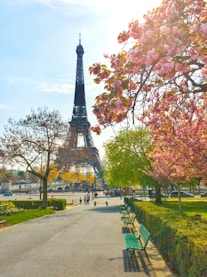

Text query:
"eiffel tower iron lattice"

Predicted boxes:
[[56, 37, 102, 175]]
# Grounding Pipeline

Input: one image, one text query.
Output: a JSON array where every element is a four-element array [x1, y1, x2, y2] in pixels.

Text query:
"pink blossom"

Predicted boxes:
[[112, 80, 122, 88], [132, 65, 141, 72], [194, 5, 202, 14], [129, 55, 140, 64], [191, 23, 200, 33], [141, 56, 152, 66], [163, 44, 176, 54], [100, 71, 110, 80], [115, 114, 126, 123], [201, 10, 207, 19], [147, 49, 159, 60], [91, 125, 101, 135], [128, 80, 137, 90], [129, 20, 142, 39], [145, 29, 153, 39], [117, 31, 130, 43], [89, 63, 101, 75], [172, 26, 179, 35], [142, 85, 151, 92], [201, 66, 207, 77], [160, 25, 171, 36], [158, 62, 174, 75], [113, 100, 126, 113], [175, 63, 189, 73], [165, 72, 175, 80], [99, 93, 108, 101], [200, 23, 207, 34], [202, 56, 207, 63]]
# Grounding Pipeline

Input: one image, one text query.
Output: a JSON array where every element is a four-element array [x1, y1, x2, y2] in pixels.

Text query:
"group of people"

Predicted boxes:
[[79, 193, 90, 205]]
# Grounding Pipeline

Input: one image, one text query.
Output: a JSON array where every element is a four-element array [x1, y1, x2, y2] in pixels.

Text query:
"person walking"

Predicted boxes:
[[87, 193, 90, 205], [84, 194, 87, 205]]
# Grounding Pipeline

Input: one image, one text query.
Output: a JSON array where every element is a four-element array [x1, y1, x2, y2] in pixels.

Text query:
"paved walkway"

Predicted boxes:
[[0, 198, 175, 277]]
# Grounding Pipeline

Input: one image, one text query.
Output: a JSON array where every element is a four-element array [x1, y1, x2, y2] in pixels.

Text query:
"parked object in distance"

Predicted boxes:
[[28, 190, 39, 194], [200, 191, 207, 197], [170, 191, 194, 197], [47, 188, 55, 192], [149, 192, 168, 198], [3, 191, 13, 196]]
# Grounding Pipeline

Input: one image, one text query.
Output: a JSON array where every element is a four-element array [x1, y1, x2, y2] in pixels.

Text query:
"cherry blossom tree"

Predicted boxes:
[[142, 92, 207, 211], [89, 0, 207, 133], [146, 93, 207, 179]]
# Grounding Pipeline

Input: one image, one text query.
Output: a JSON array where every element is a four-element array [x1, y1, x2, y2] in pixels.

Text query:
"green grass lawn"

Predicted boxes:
[[159, 198, 207, 220], [1, 209, 55, 226]]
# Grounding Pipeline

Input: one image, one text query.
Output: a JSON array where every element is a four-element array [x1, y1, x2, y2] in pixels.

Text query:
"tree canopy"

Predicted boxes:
[[0, 108, 68, 208], [89, 0, 207, 192], [104, 127, 157, 188], [89, 0, 207, 133]]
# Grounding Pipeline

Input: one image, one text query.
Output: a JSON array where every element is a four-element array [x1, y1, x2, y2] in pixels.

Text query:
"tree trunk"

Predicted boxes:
[[178, 185, 182, 213], [155, 186, 161, 204], [42, 179, 48, 209]]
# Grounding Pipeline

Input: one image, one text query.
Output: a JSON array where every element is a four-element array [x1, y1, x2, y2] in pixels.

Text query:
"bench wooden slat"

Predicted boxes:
[[124, 233, 144, 250], [123, 223, 151, 265], [139, 224, 151, 244], [120, 204, 127, 209], [120, 206, 131, 216], [121, 213, 136, 228]]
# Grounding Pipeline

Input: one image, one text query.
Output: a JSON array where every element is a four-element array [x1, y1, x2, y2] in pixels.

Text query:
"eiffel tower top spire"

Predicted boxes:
[[72, 34, 87, 121]]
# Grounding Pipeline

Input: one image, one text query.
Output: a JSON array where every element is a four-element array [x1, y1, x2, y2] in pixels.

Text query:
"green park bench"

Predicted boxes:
[[123, 224, 151, 265], [120, 206, 131, 216], [121, 213, 137, 229], [120, 203, 127, 211]]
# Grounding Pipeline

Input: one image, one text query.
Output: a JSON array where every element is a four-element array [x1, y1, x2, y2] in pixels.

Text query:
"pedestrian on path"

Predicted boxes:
[[87, 193, 90, 205], [84, 194, 87, 204]]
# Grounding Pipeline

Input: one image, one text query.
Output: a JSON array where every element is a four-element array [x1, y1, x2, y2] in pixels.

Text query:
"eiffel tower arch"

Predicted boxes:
[[56, 37, 102, 183]]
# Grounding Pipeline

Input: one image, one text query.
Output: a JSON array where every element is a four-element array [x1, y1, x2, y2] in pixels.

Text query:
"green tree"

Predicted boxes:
[[0, 108, 68, 208], [104, 127, 162, 203]]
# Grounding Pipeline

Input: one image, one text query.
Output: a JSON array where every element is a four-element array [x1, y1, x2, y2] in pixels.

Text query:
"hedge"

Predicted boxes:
[[2, 198, 67, 211], [125, 197, 207, 277]]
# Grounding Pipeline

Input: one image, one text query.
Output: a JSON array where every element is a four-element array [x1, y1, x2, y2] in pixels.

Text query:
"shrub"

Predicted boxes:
[[11, 199, 67, 210], [125, 198, 207, 277], [50, 198, 67, 210]]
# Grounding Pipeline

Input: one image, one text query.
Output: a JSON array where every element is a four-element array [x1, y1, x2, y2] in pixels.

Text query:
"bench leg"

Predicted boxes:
[[143, 249, 152, 265], [127, 248, 135, 261], [127, 248, 151, 266]]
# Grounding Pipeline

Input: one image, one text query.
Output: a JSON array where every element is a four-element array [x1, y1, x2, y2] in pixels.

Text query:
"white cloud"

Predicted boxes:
[[5, 76, 33, 86], [0, 104, 12, 110], [8, 0, 162, 19], [39, 80, 74, 94], [5, 75, 74, 95]]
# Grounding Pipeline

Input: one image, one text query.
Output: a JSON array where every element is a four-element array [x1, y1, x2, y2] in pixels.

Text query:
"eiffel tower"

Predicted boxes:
[[56, 37, 102, 176]]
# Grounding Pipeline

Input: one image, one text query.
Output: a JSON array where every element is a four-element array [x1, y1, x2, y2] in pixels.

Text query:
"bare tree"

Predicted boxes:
[[0, 108, 68, 208]]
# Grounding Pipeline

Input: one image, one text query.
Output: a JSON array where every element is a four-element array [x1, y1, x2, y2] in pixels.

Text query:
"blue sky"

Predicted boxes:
[[0, 0, 162, 159]]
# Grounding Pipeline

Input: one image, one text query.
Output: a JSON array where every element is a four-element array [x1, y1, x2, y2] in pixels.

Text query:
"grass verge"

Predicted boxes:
[[159, 198, 207, 220], [4, 209, 55, 226]]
